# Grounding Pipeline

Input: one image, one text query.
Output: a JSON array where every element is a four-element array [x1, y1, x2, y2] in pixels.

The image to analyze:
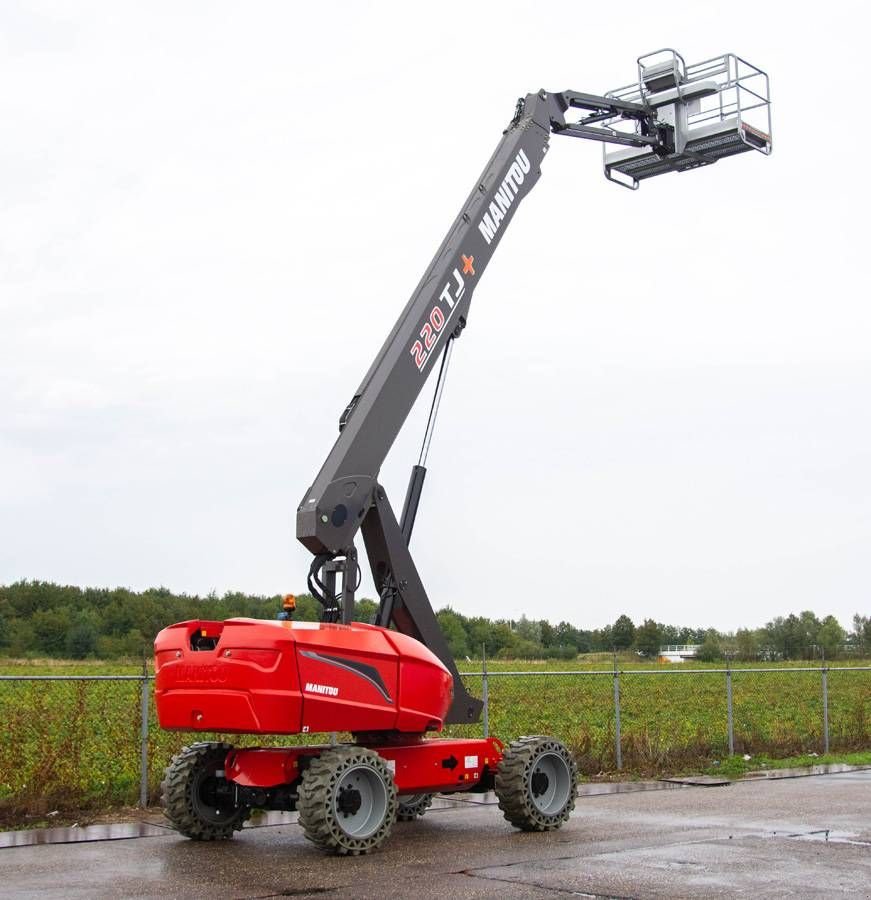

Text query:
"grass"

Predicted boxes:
[[0, 655, 869, 822], [706, 750, 871, 779]]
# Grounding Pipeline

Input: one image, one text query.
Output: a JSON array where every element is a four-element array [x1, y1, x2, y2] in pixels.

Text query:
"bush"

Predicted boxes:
[[545, 645, 578, 661], [696, 634, 723, 662], [66, 617, 98, 659]]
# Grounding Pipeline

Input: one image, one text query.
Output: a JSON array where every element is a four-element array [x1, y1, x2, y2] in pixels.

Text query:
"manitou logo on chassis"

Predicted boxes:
[[477, 148, 531, 245], [305, 682, 339, 697], [409, 252, 475, 373]]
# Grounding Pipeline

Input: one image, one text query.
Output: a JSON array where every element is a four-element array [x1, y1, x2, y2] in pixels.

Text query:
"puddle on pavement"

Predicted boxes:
[[0, 822, 170, 848], [784, 828, 871, 847], [581, 781, 691, 795], [743, 763, 871, 780], [661, 775, 731, 787]]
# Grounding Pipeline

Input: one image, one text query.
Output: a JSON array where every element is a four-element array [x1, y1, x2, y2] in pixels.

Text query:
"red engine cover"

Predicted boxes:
[[154, 618, 453, 736]]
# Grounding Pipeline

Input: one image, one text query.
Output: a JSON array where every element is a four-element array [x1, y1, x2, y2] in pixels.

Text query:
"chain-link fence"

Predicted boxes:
[[1, 665, 869, 818]]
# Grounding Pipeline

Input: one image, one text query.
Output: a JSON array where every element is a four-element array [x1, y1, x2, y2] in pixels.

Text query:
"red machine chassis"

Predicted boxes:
[[228, 737, 504, 796], [155, 618, 504, 799]]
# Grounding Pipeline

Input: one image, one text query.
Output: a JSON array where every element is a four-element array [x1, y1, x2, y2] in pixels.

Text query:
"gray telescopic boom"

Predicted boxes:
[[295, 51, 771, 724]]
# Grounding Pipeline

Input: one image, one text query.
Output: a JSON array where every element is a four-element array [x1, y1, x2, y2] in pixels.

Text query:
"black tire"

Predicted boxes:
[[161, 742, 250, 840], [396, 793, 433, 821], [495, 736, 577, 832], [298, 746, 397, 855]]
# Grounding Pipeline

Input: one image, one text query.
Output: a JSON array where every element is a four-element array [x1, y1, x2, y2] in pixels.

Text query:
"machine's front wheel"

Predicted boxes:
[[298, 746, 397, 855], [495, 736, 577, 831], [396, 793, 434, 821], [161, 742, 250, 840]]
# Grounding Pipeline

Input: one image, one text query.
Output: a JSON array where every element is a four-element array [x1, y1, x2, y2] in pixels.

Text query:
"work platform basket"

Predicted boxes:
[[602, 50, 771, 189]]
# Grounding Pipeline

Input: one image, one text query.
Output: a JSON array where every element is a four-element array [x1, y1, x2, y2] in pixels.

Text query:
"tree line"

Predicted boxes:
[[0, 580, 868, 662], [436, 609, 870, 662]]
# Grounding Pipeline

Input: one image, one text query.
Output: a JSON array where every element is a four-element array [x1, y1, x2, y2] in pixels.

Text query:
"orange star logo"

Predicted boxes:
[[461, 254, 475, 276]]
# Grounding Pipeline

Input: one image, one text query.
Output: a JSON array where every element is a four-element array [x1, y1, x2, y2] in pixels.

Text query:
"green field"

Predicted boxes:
[[1, 656, 869, 820]]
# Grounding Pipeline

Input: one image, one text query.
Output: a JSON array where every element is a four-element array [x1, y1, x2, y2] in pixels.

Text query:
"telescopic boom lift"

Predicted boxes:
[[155, 49, 771, 855]]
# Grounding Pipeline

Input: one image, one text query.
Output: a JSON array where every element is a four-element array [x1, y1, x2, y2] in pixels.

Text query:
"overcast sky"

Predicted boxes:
[[1, 1, 868, 632]]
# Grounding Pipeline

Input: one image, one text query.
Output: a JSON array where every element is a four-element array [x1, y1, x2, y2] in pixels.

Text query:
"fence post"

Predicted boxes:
[[821, 666, 829, 755], [726, 659, 734, 756], [139, 661, 150, 808], [481, 643, 489, 738], [613, 656, 622, 770]]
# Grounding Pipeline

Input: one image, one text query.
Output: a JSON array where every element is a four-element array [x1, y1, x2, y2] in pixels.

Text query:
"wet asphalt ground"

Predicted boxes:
[[2, 770, 870, 899]]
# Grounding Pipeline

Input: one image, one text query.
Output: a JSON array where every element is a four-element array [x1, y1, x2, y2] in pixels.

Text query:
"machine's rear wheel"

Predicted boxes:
[[396, 793, 434, 821], [495, 736, 577, 832], [298, 746, 397, 855], [161, 742, 250, 840]]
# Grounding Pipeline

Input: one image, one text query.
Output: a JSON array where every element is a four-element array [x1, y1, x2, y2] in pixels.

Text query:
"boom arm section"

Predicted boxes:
[[297, 92, 552, 558], [296, 88, 658, 557]]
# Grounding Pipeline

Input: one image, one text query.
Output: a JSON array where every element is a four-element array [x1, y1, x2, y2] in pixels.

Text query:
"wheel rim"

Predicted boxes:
[[191, 764, 236, 824], [333, 765, 388, 839], [528, 751, 572, 816], [397, 794, 424, 806]]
